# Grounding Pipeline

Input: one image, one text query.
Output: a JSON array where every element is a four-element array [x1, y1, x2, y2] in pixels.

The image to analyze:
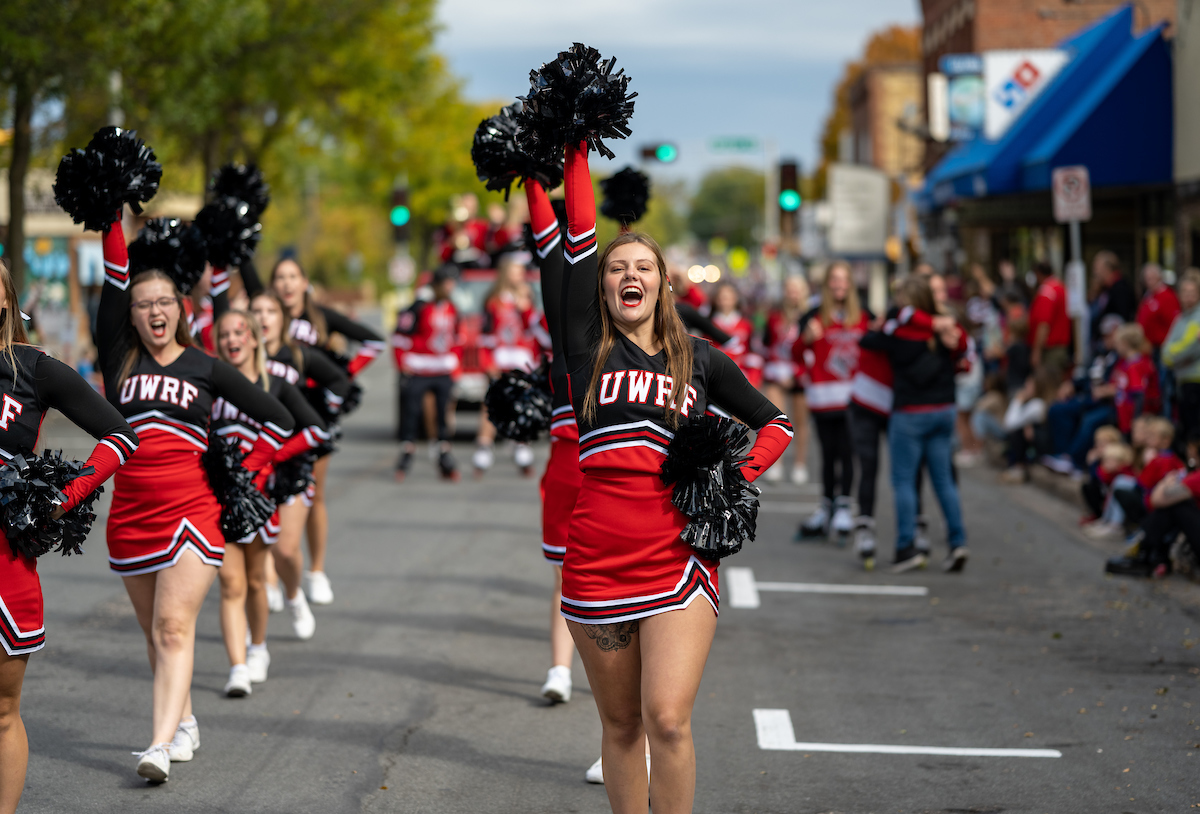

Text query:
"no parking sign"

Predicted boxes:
[[1052, 165, 1092, 223]]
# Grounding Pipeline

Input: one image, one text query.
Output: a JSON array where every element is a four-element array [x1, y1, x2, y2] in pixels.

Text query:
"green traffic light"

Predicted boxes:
[[655, 144, 678, 163], [389, 205, 411, 227], [779, 189, 801, 212]]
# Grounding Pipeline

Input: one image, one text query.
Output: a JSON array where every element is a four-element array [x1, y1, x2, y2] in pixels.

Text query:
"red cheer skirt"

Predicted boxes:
[[540, 437, 584, 564], [0, 539, 45, 655], [560, 471, 719, 624]]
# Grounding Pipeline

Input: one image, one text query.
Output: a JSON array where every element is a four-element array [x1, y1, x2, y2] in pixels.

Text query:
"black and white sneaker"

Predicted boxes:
[[439, 449, 460, 481], [942, 546, 969, 573], [915, 516, 932, 554], [891, 548, 928, 573]]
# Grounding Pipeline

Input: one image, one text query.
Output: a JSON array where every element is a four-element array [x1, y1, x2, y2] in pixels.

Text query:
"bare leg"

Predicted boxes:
[[477, 405, 496, 447], [263, 549, 279, 591], [305, 455, 330, 573], [0, 654, 29, 814], [218, 542, 248, 667], [244, 537, 270, 645], [276, 501, 309, 601], [639, 601, 717, 814], [122, 552, 218, 745], [791, 392, 810, 468], [569, 619, 647, 814], [549, 566, 574, 669]]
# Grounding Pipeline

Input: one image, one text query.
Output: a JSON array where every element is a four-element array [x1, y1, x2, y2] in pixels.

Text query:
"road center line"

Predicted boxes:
[[753, 710, 1062, 758], [725, 567, 928, 609]]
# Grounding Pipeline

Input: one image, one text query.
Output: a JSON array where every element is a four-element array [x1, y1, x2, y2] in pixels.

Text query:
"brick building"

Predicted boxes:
[[849, 63, 925, 182]]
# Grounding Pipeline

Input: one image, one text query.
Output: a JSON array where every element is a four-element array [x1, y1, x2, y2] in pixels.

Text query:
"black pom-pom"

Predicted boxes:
[[0, 452, 103, 559], [53, 126, 162, 232], [269, 453, 314, 504], [517, 43, 637, 163], [471, 103, 564, 199], [210, 163, 270, 220], [194, 196, 262, 268], [600, 167, 650, 225], [321, 351, 363, 417], [201, 436, 275, 540], [127, 217, 209, 294], [659, 415, 761, 559], [484, 364, 553, 443]]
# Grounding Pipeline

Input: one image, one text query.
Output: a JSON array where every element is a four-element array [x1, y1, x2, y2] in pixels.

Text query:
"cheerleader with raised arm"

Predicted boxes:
[[96, 219, 295, 782], [0, 259, 139, 814], [269, 257, 384, 606], [560, 141, 792, 813], [211, 309, 330, 695]]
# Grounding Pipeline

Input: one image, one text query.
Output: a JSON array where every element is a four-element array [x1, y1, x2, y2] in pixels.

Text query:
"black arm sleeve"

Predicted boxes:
[[859, 330, 889, 352], [240, 258, 265, 299], [211, 361, 296, 433], [675, 302, 732, 345], [706, 346, 783, 431], [319, 306, 384, 344], [34, 355, 135, 441], [277, 379, 327, 431], [796, 305, 821, 336], [562, 144, 601, 368], [300, 345, 352, 402], [95, 273, 132, 379]]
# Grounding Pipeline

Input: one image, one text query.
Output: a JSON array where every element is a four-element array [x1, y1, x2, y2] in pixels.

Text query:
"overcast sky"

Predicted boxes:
[[435, 0, 920, 185]]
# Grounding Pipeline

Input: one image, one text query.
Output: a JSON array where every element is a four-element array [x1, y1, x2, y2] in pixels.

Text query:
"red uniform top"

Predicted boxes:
[[1138, 451, 1184, 499], [794, 307, 871, 413], [677, 285, 707, 310], [1136, 286, 1181, 348], [850, 307, 934, 416], [1029, 277, 1071, 349], [1111, 354, 1160, 434], [710, 311, 762, 386], [392, 299, 462, 377], [761, 309, 801, 384], [479, 292, 539, 372]]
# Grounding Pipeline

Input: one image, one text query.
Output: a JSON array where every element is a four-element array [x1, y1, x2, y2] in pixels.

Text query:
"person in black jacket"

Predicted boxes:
[[861, 274, 969, 574]]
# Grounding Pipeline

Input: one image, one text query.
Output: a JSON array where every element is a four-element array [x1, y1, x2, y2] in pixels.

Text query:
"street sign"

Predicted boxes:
[[1052, 165, 1092, 223], [827, 163, 889, 256], [710, 137, 759, 153]]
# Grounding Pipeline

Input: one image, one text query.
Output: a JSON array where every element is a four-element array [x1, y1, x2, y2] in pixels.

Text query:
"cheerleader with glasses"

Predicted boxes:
[[268, 257, 384, 607], [0, 258, 139, 814], [96, 216, 296, 783], [560, 141, 793, 813], [211, 308, 331, 696]]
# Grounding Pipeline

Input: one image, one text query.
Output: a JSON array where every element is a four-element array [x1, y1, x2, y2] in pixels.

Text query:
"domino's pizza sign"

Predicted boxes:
[[983, 49, 1068, 140]]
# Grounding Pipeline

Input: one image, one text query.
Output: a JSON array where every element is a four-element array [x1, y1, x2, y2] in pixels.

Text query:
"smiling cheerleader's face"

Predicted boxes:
[[217, 314, 256, 368], [251, 296, 284, 345], [130, 278, 181, 353], [603, 242, 661, 333]]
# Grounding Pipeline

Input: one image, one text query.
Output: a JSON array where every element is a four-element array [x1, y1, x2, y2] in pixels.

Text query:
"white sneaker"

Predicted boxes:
[[585, 756, 604, 784], [791, 465, 809, 485], [472, 445, 494, 471], [831, 498, 853, 535], [135, 743, 172, 782], [225, 664, 252, 698], [764, 462, 785, 483], [247, 645, 270, 683], [541, 665, 572, 703], [168, 716, 199, 762], [266, 582, 284, 613], [514, 443, 535, 469], [288, 591, 316, 640], [304, 570, 334, 605]]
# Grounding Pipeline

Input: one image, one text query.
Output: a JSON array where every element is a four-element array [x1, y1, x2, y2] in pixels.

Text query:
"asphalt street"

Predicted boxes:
[[17, 359, 1200, 813]]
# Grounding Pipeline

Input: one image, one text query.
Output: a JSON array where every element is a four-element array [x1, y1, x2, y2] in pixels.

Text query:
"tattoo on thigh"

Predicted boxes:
[[584, 620, 639, 651]]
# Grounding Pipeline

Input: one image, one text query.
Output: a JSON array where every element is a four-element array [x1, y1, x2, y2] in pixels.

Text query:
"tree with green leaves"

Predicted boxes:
[[687, 167, 764, 248]]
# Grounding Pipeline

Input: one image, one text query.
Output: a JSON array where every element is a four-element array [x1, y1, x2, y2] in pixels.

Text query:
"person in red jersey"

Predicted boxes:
[[761, 275, 811, 484], [560, 141, 792, 812], [1111, 323, 1160, 434], [1136, 263, 1180, 351], [270, 257, 384, 607], [393, 265, 463, 480], [707, 282, 762, 387], [1028, 261, 1071, 379], [211, 309, 330, 697], [0, 257, 138, 814], [795, 261, 870, 541], [97, 215, 295, 783]]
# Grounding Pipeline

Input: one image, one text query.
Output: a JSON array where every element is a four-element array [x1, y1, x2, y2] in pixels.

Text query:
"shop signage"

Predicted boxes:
[[983, 49, 1068, 140]]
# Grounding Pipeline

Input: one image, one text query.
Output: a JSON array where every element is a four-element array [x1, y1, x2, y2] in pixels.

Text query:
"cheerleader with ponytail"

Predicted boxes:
[[269, 257, 383, 606], [211, 309, 330, 695], [94, 215, 295, 783], [0, 258, 138, 814]]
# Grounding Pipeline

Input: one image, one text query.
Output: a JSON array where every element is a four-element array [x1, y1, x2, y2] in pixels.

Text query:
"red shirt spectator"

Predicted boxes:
[[1029, 274, 1071, 349], [1136, 275, 1181, 348], [1112, 353, 1160, 434]]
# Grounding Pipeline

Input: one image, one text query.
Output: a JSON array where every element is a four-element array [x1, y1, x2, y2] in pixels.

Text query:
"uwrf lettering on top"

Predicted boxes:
[[597, 369, 696, 416], [118, 373, 200, 409]]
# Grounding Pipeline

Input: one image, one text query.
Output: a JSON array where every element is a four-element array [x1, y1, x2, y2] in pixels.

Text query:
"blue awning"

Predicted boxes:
[[923, 5, 1173, 205]]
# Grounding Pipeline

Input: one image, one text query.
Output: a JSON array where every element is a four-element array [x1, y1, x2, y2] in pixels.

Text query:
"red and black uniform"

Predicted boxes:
[[795, 305, 870, 502], [526, 179, 582, 565], [288, 305, 386, 377], [762, 308, 801, 390], [96, 223, 296, 575], [710, 310, 762, 387], [480, 292, 541, 373], [210, 374, 329, 543], [393, 297, 462, 444], [0, 345, 139, 656], [560, 143, 791, 624]]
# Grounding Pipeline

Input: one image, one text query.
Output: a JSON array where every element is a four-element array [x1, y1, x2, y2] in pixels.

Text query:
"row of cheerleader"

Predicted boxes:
[[0, 127, 384, 803]]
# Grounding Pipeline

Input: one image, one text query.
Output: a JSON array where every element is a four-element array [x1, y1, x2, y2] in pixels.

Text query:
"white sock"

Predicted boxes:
[[248, 642, 267, 654]]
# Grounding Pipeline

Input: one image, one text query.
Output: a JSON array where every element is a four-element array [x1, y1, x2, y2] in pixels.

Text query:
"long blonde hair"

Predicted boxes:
[[819, 260, 862, 327], [117, 270, 193, 388], [0, 259, 29, 374], [250, 290, 305, 374], [215, 309, 270, 392], [582, 232, 694, 427]]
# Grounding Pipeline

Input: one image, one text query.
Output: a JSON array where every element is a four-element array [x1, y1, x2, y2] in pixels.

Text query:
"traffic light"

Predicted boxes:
[[778, 161, 801, 212], [390, 186, 411, 243], [640, 143, 679, 163]]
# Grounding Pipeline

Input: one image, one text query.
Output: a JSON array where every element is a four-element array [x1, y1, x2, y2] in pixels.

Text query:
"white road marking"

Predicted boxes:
[[753, 709, 1062, 758], [725, 567, 928, 606]]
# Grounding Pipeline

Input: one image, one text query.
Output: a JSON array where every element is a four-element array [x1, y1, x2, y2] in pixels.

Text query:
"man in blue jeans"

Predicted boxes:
[[1043, 314, 1121, 473]]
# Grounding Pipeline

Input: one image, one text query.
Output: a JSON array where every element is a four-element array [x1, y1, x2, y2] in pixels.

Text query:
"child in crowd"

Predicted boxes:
[[998, 369, 1059, 483], [1111, 323, 1161, 435], [1106, 418, 1184, 535], [1081, 442, 1137, 539], [1080, 425, 1124, 521]]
